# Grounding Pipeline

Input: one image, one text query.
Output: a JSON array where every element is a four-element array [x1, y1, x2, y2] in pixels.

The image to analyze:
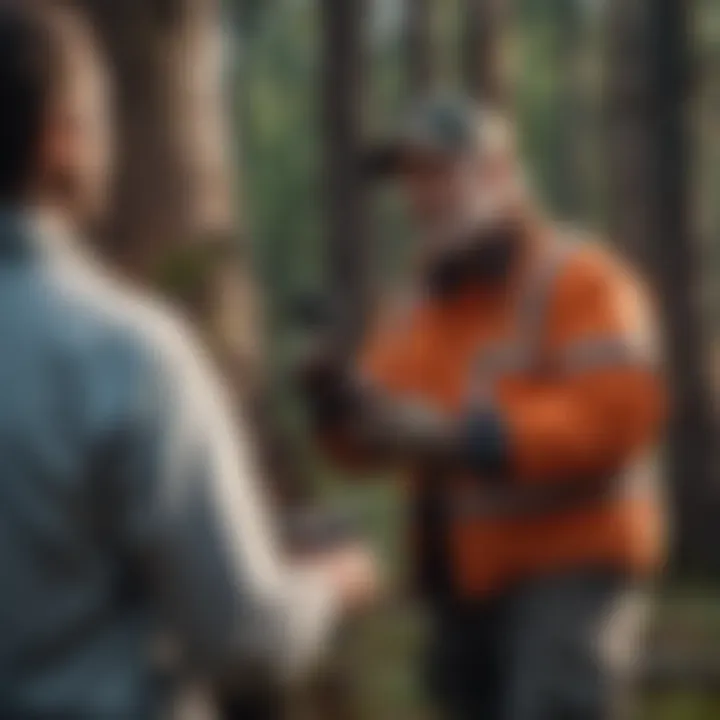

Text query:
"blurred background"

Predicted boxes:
[[71, 0, 720, 717]]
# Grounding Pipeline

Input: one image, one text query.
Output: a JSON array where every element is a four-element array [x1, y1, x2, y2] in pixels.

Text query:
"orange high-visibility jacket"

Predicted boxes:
[[341, 227, 667, 598]]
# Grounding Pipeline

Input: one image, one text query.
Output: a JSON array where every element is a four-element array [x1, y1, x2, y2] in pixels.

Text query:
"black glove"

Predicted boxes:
[[459, 406, 509, 479]]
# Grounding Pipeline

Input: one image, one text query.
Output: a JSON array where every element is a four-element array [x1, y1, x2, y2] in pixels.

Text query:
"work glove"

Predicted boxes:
[[459, 405, 510, 479]]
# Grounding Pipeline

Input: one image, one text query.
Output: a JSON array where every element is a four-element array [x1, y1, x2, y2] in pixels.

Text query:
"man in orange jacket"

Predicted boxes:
[[302, 96, 667, 719]]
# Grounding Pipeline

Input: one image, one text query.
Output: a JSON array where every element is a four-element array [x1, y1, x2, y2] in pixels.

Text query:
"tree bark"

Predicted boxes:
[[605, 0, 655, 261], [606, 0, 719, 573], [320, 0, 370, 357], [74, 0, 264, 386], [462, 0, 507, 104], [406, 0, 434, 97], [76, 1, 230, 258], [551, 0, 583, 219]]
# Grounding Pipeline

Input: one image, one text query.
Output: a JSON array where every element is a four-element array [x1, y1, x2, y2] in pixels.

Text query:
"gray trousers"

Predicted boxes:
[[426, 569, 647, 720]]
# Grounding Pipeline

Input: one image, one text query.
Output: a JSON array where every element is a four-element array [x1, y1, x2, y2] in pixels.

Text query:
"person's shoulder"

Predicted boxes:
[[555, 227, 650, 302], [364, 285, 435, 358], [46, 250, 203, 376]]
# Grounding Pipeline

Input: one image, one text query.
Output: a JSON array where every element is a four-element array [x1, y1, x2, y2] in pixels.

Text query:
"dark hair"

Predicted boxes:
[[0, 1, 68, 201]]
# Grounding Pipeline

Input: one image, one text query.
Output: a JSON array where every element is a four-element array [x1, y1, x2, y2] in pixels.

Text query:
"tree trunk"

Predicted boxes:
[[550, 0, 583, 219], [320, 0, 370, 357], [406, 0, 434, 97], [462, 0, 507, 103], [74, 0, 264, 387], [76, 0, 232, 259], [605, 0, 655, 261], [606, 0, 719, 574]]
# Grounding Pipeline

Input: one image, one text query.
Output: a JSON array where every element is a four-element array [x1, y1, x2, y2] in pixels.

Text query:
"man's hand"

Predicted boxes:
[[304, 543, 381, 613], [295, 341, 497, 473], [297, 345, 506, 477]]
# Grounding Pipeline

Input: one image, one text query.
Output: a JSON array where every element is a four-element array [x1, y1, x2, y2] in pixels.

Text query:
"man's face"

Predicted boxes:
[[398, 152, 462, 228], [398, 144, 521, 257], [40, 33, 114, 224]]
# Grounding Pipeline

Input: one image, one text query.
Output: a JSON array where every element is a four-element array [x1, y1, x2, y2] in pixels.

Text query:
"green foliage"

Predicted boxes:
[[152, 238, 235, 307], [239, 0, 324, 326]]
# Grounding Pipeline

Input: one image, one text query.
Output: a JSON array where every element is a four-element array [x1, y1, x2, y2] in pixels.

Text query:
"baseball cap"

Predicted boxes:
[[363, 94, 487, 178]]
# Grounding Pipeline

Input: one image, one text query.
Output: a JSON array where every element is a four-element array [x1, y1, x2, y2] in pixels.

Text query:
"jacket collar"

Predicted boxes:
[[0, 207, 78, 262]]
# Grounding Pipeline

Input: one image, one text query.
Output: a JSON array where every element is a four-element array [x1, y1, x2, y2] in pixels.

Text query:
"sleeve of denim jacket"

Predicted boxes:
[[105, 310, 338, 687]]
